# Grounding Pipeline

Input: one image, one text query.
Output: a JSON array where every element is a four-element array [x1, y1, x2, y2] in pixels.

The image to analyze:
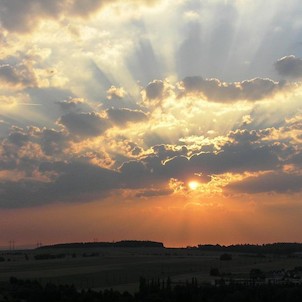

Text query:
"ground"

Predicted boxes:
[[1, 247, 302, 292]]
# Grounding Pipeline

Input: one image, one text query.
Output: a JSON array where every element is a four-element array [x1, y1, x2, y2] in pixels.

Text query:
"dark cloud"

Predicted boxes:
[[0, 142, 41, 175], [56, 98, 94, 115], [0, 63, 37, 88], [58, 112, 110, 137], [0, 123, 298, 208], [146, 130, 280, 180], [135, 188, 173, 198], [119, 129, 283, 189], [119, 160, 153, 188], [274, 55, 302, 79], [145, 80, 164, 99], [0, 0, 159, 33], [0, 0, 104, 33], [0, 160, 121, 208], [188, 144, 279, 175], [288, 149, 302, 168], [119, 155, 189, 189], [226, 172, 302, 194], [179, 76, 285, 102], [152, 144, 188, 161], [228, 129, 265, 143], [7, 131, 29, 146], [39, 128, 69, 155], [56, 99, 82, 112], [106, 108, 148, 126]]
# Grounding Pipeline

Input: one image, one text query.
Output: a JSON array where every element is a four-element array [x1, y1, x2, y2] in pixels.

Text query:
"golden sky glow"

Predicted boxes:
[[0, 0, 302, 248], [188, 181, 199, 190]]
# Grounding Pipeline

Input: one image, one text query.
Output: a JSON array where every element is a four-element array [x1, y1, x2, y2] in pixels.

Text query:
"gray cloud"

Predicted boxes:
[[226, 172, 302, 194], [180, 76, 285, 102], [39, 128, 69, 155], [0, 0, 159, 33], [58, 112, 110, 137], [145, 80, 164, 100], [0, 160, 121, 208], [0, 63, 37, 88], [106, 108, 148, 126], [125, 129, 281, 186], [56, 99, 82, 112], [0, 0, 104, 33], [0, 126, 69, 172], [0, 123, 298, 208], [152, 144, 188, 161], [188, 143, 279, 175], [7, 131, 29, 146], [135, 188, 173, 198], [275, 55, 302, 79], [117, 128, 286, 193]]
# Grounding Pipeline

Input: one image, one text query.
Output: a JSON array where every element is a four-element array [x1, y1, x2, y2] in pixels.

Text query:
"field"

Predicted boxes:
[[1, 247, 302, 292]]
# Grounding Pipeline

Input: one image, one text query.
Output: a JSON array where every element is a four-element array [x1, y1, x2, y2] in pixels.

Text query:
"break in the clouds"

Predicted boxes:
[[1, 0, 302, 246]]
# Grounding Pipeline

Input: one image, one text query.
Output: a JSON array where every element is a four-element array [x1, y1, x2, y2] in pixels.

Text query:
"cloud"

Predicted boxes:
[[152, 144, 188, 161], [160, 129, 281, 177], [179, 76, 285, 102], [0, 121, 299, 208], [38, 128, 69, 156], [106, 86, 127, 100], [0, 63, 37, 88], [0, 0, 103, 33], [141, 79, 175, 110], [290, 152, 302, 168], [0, 0, 159, 33], [7, 131, 29, 146], [0, 160, 121, 208], [135, 188, 173, 198], [226, 172, 302, 194], [145, 80, 165, 100], [58, 112, 110, 137], [275, 55, 302, 79], [56, 99, 83, 112], [116, 128, 285, 191], [106, 108, 148, 126]]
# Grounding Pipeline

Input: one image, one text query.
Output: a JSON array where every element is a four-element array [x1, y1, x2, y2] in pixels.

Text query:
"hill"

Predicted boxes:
[[37, 240, 164, 250]]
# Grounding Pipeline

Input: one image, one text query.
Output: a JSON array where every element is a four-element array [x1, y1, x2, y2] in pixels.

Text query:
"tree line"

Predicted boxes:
[[2, 276, 302, 302], [196, 242, 302, 255], [37, 240, 164, 250]]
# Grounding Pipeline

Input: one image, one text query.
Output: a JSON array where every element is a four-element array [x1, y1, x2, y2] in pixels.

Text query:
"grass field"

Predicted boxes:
[[1, 247, 302, 292]]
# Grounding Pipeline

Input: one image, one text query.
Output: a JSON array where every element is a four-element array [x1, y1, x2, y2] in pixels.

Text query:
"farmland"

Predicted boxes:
[[1, 244, 302, 292]]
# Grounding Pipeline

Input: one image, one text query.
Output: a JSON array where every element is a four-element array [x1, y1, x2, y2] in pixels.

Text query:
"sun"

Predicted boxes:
[[188, 181, 199, 190]]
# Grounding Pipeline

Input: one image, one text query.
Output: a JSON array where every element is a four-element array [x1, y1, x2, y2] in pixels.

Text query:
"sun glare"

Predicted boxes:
[[188, 181, 199, 190]]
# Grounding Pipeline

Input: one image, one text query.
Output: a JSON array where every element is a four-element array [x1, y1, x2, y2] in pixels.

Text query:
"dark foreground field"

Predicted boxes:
[[2, 275, 302, 302], [1, 245, 302, 292]]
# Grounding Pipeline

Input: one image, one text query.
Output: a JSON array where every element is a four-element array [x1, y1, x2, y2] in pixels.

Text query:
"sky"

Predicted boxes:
[[1, 0, 302, 248]]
